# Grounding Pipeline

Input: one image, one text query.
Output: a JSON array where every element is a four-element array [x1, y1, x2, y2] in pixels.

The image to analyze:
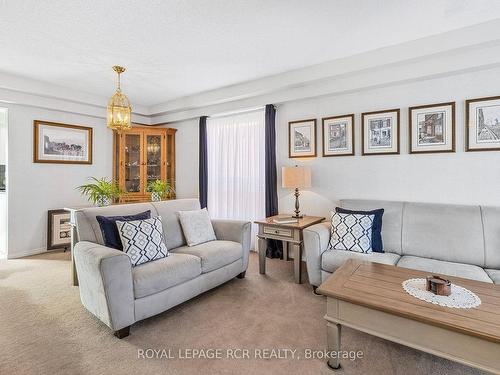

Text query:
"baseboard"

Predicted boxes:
[[7, 247, 47, 259]]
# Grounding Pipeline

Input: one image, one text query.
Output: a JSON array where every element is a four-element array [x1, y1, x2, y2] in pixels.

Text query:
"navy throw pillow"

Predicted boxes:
[[96, 210, 151, 250], [335, 207, 384, 253]]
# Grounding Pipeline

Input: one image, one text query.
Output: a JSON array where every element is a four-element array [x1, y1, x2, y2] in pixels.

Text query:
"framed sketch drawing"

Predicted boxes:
[[409, 102, 455, 154], [47, 209, 71, 250], [289, 119, 317, 158], [466, 96, 500, 152], [322, 114, 355, 157], [34, 120, 93, 164], [361, 109, 400, 155]]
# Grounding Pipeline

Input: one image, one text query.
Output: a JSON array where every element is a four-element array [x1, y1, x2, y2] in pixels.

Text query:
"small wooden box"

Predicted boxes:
[[426, 275, 452, 296]]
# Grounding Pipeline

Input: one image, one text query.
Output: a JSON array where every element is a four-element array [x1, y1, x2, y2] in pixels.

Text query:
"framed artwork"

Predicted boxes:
[[47, 209, 71, 250], [466, 96, 500, 152], [409, 102, 455, 154], [322, 114, 355, 157], [361, 109, 400, 155], [34, 120, 93, 164], [289, 119, 317, 158]]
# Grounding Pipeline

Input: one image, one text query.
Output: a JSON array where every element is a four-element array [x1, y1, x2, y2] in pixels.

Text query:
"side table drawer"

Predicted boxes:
[[263, 226, 293, 238]]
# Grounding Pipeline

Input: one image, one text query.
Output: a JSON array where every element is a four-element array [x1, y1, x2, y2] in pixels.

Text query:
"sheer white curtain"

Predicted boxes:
[[207, 110, 265, 249]]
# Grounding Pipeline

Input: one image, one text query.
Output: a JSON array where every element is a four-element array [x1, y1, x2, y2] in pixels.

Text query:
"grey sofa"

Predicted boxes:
[[73, 198, 251, 338], [304, 199, 500, 288]]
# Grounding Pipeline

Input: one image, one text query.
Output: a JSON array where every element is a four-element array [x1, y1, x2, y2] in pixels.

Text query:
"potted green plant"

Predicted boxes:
[[76, 177, 122, 206], [146, 179, 174, 202]]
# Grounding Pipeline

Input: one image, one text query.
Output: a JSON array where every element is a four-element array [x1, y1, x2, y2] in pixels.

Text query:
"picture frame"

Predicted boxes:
[[47, 209, 71, 251], [288, 119, 317, 158], [34, 120, 93, 164], [465, 95, 500, 152], [409, 102, 455, 154], [322, 114, 355, 157], [361, 109, 400, 155]]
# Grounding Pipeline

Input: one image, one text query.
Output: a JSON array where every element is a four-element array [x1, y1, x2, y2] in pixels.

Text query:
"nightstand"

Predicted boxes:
[[254, 215, 325, 284]]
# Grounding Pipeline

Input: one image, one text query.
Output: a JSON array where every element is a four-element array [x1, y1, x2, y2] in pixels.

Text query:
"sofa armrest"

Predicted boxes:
[[74, 241, 135, 331], [211, 219, 252, 272], [303, 222, 331, 286]]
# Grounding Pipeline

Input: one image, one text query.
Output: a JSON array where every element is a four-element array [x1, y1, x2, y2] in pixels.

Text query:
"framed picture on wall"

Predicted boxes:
[[361, 109, 400, 155], [466, 96, 500, 152], [47, 209, 71, 251], [322, 114, 355, 157], [409, 102, 455, 154], [34, 120, 93, 164], [289, 119, 317, 158]]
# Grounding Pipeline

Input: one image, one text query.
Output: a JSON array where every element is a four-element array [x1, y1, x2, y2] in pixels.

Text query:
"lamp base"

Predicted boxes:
[[292, 214, 304, 219]]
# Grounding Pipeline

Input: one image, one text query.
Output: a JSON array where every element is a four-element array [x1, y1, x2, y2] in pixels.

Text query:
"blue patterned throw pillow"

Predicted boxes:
[[329, 212, 375, 253], [116, 216, 169, 267], [335, 207, 384, 252]]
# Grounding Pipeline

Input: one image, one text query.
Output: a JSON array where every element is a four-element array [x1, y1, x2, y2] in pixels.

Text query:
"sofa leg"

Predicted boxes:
[[237, 271, 246, 279], [114, 326, 130, 339]]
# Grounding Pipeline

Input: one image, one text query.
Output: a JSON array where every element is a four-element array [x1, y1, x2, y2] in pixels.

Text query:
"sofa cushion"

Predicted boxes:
[[401, 203, 484, 267], [151, 199, 201, 250], [397, 256, 492, 283], [485, 269, 500, 284], [172, 240, 242, 273], [341, 200, 404, 255], [321, 249, 400, 273], [132, 253, 201, 298]]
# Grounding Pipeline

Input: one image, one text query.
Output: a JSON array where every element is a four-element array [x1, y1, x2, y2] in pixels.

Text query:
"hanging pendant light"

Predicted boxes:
[[107, 66, 132, 131]]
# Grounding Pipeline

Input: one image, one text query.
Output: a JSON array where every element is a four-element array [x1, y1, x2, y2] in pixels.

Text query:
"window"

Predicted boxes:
[[207, 110, 265, 248]]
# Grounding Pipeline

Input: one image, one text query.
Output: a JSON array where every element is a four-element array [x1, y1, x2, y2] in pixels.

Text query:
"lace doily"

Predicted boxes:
[[402, 278, 481, 309]]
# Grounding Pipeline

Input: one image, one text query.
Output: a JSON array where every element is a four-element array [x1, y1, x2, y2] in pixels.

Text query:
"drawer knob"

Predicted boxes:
[[274, 230, 279, 234]]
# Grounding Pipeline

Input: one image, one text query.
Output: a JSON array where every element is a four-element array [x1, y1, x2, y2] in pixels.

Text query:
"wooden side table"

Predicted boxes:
[[254, 215, 325, 284]]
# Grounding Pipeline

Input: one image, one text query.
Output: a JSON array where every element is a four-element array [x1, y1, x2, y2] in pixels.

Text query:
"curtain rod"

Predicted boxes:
[[209, 106, 265, 119]]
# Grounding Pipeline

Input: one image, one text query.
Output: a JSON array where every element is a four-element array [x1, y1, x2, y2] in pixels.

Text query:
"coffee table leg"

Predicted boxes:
[[258, 237, 266, 275], [327, 322, 341, 370]]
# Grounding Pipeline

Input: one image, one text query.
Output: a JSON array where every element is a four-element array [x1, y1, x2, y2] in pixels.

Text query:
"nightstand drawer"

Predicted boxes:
[[263, 226, 293, 238]]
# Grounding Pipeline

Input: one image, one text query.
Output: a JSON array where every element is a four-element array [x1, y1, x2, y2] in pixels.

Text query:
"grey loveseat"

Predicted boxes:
[[304, 199, 500, 289], [73, 198, 251, 338]]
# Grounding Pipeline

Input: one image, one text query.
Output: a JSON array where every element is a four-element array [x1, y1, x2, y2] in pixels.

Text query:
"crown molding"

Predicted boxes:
[[149, 19, 500, 123], [0, 71, 151, 123]]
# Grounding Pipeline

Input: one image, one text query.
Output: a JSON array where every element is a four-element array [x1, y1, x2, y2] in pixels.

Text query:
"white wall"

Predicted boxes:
[[165, 119, 199, 199], [276, 66, 500, 219], [4, 104, 113, 258], [0, 108, 7, 257], [172, 66, 500, 217]]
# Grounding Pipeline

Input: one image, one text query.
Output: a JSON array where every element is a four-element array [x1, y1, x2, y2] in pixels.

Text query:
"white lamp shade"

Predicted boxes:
[[282, 166, 311, 189]]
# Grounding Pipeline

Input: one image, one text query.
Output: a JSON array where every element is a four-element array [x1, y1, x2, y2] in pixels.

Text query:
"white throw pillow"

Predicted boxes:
[[116, 216, 169, 267], [178, 208, 216, 247], [329, 211, 375, 253]]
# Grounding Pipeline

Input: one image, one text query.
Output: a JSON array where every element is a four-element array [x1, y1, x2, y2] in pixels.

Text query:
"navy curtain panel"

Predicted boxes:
[[199, 116, 208, 209], [264, 104, 283, 259]]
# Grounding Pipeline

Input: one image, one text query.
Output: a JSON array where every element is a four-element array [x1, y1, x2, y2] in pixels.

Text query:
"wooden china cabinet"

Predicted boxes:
[[113, 125, 176, 203]]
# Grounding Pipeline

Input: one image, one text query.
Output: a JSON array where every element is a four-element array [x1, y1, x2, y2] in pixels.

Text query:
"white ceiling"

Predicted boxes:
[[1, 0, 500, 107]]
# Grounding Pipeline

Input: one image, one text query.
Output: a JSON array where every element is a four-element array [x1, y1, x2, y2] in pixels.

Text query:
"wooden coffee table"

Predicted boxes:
[[317, 260, 500, 372]]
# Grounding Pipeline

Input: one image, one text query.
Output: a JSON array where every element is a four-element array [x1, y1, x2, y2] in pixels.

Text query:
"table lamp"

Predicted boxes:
[[282, 166, 311, 218]]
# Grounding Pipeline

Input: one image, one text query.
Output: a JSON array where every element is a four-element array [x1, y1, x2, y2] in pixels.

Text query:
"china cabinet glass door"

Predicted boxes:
[[124, 133, 143, 194], [166, 132, 175, 190], [145, 133, 164, 191]]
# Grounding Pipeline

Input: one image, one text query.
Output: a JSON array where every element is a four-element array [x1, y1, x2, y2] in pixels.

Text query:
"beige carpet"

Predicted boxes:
[[0, 251, 485, 375]]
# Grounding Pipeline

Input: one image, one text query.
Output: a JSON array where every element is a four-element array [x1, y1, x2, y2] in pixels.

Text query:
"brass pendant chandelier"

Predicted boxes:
[[107, 66, 132, 131]]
